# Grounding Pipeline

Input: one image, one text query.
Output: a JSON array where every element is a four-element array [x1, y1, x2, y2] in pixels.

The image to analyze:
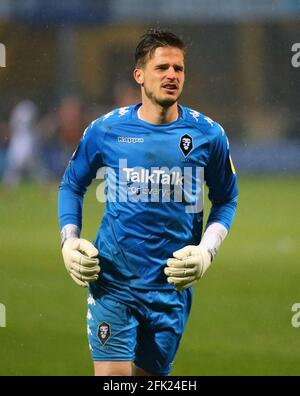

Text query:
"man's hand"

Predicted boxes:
[[62, 238, 100, 288], [164, 245, 212, 291]]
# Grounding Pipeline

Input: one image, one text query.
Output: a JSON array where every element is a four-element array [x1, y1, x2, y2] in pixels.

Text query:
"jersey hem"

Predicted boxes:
[[97, 278, 177, 292]]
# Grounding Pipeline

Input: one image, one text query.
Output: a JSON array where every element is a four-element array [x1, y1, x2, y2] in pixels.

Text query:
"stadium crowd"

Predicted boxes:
[[0, 83, 139, 186]]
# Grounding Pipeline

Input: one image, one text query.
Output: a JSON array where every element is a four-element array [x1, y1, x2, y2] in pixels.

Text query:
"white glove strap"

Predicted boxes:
[[199, 222, 228, 259], [61, 224, 80, 246]]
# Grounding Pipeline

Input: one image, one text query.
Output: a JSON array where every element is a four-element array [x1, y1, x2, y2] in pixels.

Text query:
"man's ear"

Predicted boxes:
[[133, 68, 144, 85]]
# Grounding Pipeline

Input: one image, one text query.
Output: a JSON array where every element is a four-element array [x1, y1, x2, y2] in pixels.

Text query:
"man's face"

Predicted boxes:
[[136, 46, 185, 108]]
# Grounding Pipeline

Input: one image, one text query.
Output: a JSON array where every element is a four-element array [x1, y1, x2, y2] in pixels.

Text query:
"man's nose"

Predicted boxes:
[[166, 67, 177, 79]]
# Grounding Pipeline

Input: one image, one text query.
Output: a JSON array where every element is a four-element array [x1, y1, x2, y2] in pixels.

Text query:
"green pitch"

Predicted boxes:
[[0, 176, 299, 376]]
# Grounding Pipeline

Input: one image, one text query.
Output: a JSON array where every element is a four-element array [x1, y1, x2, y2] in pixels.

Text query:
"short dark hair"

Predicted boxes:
[[135, 28, 185, 68]]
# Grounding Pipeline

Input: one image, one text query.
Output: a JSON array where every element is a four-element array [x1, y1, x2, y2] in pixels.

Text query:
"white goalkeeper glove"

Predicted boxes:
[[164, 245, 212, 291], [164, 223, 229, 291], [62, 238, 100, 288]]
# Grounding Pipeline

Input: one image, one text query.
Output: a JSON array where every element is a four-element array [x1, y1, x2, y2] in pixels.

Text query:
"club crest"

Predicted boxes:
[[179, 134, 193, 157], [98, 322, 111, 345]]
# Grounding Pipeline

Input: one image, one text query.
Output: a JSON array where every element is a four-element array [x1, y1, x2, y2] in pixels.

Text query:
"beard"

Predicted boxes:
[[143, 83, 182, 108]]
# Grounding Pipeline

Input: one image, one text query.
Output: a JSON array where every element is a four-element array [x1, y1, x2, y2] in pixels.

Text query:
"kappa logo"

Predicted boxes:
[[98, 322, 111, 345], [118, 136, 144, 144], [87, 295, 96, 306], [179, 134, 193, 157]]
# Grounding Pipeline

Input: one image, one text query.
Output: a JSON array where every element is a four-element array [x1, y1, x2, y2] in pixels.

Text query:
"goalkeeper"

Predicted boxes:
[[58, 28, 238, 376]]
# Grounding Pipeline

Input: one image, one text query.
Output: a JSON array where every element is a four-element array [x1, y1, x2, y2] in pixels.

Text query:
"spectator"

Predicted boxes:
[[2, 100, 38, 187]]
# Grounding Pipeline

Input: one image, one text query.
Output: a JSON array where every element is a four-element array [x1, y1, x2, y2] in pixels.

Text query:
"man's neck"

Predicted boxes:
[[138, 101, 179, 125]]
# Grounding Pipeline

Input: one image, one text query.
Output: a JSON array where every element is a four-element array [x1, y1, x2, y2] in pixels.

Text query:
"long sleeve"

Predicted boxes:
[[204, 126, 238, 231], [58, 120, 104, 230]]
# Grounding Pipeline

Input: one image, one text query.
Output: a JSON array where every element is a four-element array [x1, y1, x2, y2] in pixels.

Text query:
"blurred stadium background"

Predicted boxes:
[[0, 0, 300, 376]]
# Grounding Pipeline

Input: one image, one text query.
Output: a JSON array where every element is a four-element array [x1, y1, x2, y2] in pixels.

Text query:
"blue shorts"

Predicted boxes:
[[87, 283, 193, 376]]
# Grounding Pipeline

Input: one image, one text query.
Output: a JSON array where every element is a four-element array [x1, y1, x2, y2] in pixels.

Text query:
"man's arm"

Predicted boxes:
[[165, 125, 238, 290], [58, 121, 104, 287]]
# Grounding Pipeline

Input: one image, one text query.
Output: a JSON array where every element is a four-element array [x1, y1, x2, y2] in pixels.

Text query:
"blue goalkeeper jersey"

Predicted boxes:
[[58, 104, 238, 290]]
